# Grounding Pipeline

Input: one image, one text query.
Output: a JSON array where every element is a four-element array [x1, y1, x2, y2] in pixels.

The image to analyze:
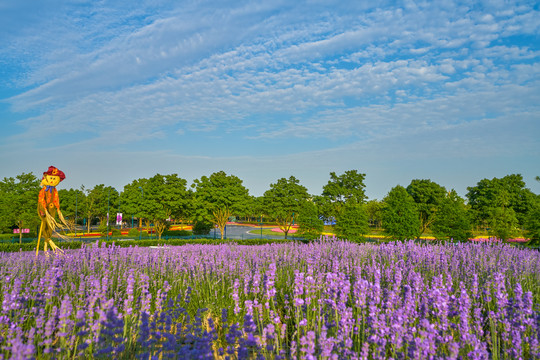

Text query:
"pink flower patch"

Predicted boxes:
[[271, 227, 298, 233]]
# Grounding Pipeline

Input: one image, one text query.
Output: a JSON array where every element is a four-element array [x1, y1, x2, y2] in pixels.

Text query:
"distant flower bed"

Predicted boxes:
[[502, 237, 529, 243], [271, 226, 298, 234], [1, 239, 539, 358], [469, 237, 530, 243]]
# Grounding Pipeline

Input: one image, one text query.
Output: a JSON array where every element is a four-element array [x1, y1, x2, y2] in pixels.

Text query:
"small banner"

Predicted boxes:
[[116, 213, 123, 225], [13, 228, 30, 234]]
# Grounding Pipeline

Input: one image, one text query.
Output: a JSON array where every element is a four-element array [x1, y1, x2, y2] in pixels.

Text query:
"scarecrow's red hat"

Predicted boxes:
[[43, 166, 66, 181]]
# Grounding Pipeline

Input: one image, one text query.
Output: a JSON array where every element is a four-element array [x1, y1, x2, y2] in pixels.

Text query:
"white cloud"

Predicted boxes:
[[1, 0, 539, 199]]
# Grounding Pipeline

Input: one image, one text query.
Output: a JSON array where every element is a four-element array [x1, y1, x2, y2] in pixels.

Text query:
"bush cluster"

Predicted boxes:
[[192, 221, 213, 235], [127, 228, 140, 237], [0, 238, 293, 253], [162, 229, 191, 237]]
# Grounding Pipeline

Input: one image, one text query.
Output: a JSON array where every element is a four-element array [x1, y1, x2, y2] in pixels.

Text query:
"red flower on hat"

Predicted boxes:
[[43, 166, 66, 181]]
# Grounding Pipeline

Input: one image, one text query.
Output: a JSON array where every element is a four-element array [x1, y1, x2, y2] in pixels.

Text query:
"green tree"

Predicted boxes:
[[487, 190, 519, 241], [263, 176, 310, 239], [525, 195, 540, 245], [382, 185, 420, 240], [84, 185, 116, 226], [296, 201, 324, 240], [141, 174, 191, 239], [192, 171, 250, 240], [58, 188, 85, 230], [192, 221, 213, 235], [78, 184, 117, 232], [365, 199, 384, 228], [245, 195, 264, 222], [312, 195, 333, 224], [80, 185, 95, 233], [466, 174, 535, 229], [431, 190, 472, 241], [121, 178, 148, 230], [334, 203, 369, 242], [0, 173, 41, 243], [406, 179, 446, 236], [321, 170, 367, 218], [521, 176, 540, 244], [489, 207, 519, 241]]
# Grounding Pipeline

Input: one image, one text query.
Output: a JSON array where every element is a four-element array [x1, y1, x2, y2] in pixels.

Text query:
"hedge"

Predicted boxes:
[[0, 238, 295, 253]]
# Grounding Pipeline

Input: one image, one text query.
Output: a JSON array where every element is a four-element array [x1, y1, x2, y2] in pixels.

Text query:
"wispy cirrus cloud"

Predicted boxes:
[[1, 0, 538, 197]]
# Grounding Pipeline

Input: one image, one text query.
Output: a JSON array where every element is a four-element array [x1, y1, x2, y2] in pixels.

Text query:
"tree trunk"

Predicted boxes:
[[155, 210, 171, 240], [278, 214, 293, 239], [213, 207, 231, 240], [86, 212, 92, 233], [155, 219, 163, 240], [18, 220, 23, 245], [144, 219, 151, 238]]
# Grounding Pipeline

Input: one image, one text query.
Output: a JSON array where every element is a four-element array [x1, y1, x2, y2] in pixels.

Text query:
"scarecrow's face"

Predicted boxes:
[[44, 175, 61, 187]]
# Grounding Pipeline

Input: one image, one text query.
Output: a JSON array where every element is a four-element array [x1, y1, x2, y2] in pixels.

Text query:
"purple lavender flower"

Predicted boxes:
[[0, 237, 538, 359]]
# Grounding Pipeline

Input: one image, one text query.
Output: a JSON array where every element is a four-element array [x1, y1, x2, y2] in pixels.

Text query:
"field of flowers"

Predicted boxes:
[[1, 238, 539, 359]]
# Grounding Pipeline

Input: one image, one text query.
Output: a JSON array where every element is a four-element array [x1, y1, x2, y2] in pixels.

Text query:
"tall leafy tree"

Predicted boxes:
[[487, 190, 519, 240], [382, 185, 420, 240], [142, 174, 191, 239], [525, 177, 540, 244], [0, 173, 41, 243], [321, 170, 367, 218], [58, 188, 85, 231], [365, 199, 384, 228], [431, 190, 472, 241], [192, 171, 250, 239], [312, 195, 333, 224], [263, 176, 310, 239], [406, 179, 446, 236], [334, 203, 369, 242], [296, 201, 324, 240], [78, 184, 118, 232], [121, 178, 148, 229], [88, 184, 119, 226], [466, 174, 535, 229], [525, 195, 540, 245], [243, 195, 263, 222], [80, 185, 95, 233]]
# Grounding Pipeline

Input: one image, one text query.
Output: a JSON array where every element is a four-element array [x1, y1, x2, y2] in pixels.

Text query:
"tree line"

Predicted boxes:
[[1, 170, 539, 243]]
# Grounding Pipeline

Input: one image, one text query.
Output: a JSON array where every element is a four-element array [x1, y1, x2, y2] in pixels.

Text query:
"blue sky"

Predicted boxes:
[[1, 0, 539, 199]]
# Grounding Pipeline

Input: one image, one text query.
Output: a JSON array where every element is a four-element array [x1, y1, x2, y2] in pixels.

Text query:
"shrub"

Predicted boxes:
[[98, 224, 108, 235], [192, 221, 213, 235], [100, 227, 122, 238], [0, 238, 293, 253], [162, 229, 191, 237], [111, 228, 121, 236], [127, 228, 140, 237]]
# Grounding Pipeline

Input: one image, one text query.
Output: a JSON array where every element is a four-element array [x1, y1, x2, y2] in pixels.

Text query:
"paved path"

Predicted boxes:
[[214, 225, 290, 240], [67, 225, 292, 242]]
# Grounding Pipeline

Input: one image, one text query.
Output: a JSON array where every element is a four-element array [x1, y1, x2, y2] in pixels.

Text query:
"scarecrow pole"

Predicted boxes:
[[36, 166, 69, 255]]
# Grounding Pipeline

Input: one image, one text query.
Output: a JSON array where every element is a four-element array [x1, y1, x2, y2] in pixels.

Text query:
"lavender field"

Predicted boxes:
[[1, 239, 539, 359]]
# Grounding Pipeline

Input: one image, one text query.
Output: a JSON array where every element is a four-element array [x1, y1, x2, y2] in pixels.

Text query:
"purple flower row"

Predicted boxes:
[[0, 238, 539, 359]]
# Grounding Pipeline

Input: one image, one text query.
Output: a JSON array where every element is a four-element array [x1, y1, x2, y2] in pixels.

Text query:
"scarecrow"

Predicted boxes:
[[36, 166, 69, 255]]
